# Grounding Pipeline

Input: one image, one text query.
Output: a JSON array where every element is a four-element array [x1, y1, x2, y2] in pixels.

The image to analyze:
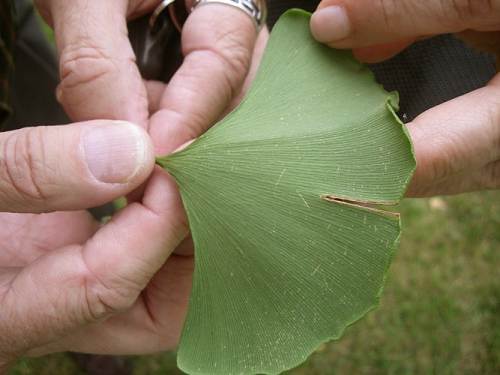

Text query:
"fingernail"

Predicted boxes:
[[311, 6, 351, 43], [83, 121, 149, 184]]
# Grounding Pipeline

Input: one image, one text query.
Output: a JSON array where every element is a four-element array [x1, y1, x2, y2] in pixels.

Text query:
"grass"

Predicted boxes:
[[8, 191, 500, 374], [287, 191, 500, 375]]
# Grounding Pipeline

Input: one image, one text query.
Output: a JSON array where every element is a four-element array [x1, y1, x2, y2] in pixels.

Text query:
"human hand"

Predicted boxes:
[[34, 0, 268, 293], [0, 121, 192, 371], [34, 0, 269, 153], [310, 0, 500, 196], [35, 0, 268, 255]]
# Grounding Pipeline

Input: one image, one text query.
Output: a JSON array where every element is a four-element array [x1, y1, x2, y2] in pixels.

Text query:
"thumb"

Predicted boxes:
[[0, 121, 154, 213], [0, 170, 187, 361], [310, 0, 500, 49]]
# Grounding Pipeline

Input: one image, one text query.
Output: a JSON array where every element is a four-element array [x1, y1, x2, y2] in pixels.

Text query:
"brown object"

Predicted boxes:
[[456, 30, 500, 70]]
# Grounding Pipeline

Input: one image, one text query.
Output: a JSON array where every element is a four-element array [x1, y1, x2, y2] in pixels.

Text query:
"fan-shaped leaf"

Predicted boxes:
[[157, 9, 415, 375]]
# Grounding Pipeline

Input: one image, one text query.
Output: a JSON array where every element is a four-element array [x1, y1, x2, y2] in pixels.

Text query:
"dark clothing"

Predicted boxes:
[[0, 0, 15, 126], [3, 0, 67, 131]]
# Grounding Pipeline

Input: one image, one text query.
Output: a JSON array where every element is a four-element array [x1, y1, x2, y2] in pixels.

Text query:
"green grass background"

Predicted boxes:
[[13, 10, 499, 375], [9, 191, 500, 374]]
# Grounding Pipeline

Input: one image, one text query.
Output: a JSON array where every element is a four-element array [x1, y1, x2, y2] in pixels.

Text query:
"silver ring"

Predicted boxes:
[[149, 0, 175, 29], [150, 0, 188, 33], [192, 0, 267, 30]]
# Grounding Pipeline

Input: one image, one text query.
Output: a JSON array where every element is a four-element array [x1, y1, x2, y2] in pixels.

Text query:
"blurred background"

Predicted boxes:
[[6, 0, 500, 374]]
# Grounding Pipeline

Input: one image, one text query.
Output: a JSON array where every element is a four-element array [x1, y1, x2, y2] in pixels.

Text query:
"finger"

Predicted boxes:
[[352, 39, 415, 63], [144, 80, 166, 115], [27, 254, 194, 356], [149, 4, 257, 154], [0, 211, 98, 267], [77, 168, 188, 321], [146, 25, 268, 155], [228, 27, 269, 111], [310, 0, 500, 49], [0, 169, 188, 358], [48, 0, 148, 125], [407, 160, 500, 196], [0, 121, 154, 213], [405, 75, 500, 197]]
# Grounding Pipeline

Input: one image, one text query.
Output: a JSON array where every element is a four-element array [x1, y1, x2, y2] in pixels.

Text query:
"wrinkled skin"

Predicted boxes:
[[2, 0, 500, 371], [0, 0, 267, 370], [311, 0, 500, 196]]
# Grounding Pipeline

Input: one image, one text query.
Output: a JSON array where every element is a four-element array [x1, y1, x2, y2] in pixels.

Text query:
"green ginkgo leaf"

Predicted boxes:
[[157, 9, 415, 375]]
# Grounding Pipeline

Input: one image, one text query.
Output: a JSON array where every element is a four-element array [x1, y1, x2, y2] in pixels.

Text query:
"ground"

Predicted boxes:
[[9, 191, 500, 374]]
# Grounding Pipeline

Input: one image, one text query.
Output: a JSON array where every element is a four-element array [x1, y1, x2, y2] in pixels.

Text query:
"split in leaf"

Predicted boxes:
[[157, 9, 415, 375]]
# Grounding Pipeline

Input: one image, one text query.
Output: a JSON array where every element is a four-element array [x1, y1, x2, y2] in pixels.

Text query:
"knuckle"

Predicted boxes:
[[58, 43, 116, 97], [202, 42, 251, 100], [0, 128, 49, 205], [80, 250, 143, 322], [214, 31, 252, 85], [83, 276, 140, 322], [204, 48, 242, 98], [187, 18, 253, 96]]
